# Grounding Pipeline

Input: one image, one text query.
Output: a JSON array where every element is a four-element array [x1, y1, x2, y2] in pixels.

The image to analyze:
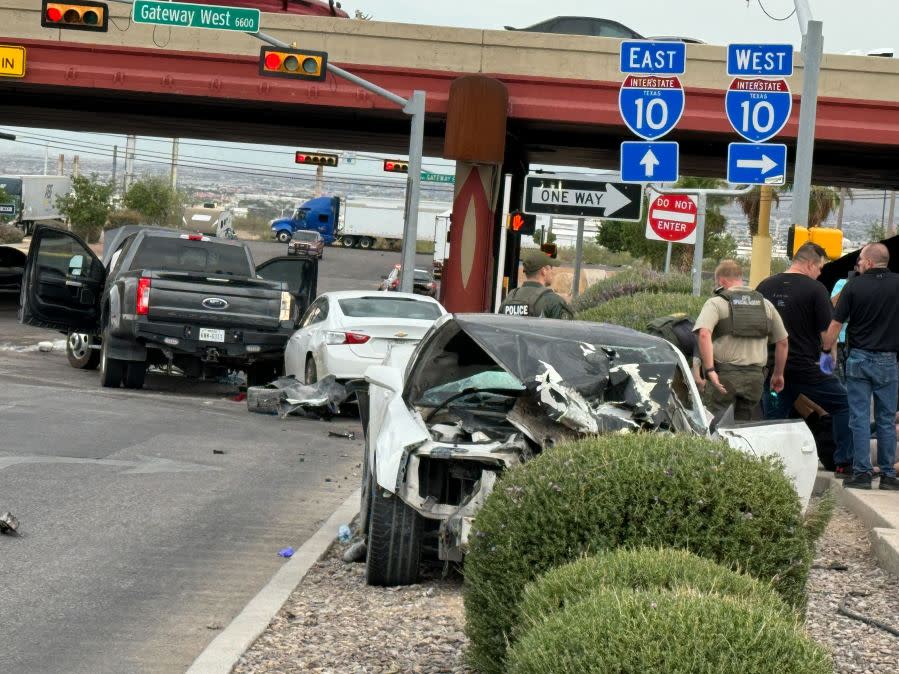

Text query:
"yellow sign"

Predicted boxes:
[[0, 45, 25, 78]]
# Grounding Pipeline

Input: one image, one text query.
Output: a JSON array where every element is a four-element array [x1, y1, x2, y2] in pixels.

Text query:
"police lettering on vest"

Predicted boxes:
[[712, 288, 769, 339], [498, 286, 553, 318], [503, 302, 531, 316]]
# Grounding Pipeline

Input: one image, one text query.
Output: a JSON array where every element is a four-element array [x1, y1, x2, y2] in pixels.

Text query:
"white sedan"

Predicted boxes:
[[284, 291, 447, 384]]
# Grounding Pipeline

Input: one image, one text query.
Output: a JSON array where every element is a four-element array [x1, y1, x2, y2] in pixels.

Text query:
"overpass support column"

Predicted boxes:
[[440, 76, 509, 313]]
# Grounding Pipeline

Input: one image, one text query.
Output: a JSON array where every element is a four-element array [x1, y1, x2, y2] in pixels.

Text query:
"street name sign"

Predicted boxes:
[[619, 75, 685, 140], [524, 175, 642, 221], [727, 43, 793, 77], [0, 44, 25, 78], [0, 202, 17, 216], [620, 40, 686, 75], [620, 141, 679, 183], [132, 0, 260, 33], [727, 143, 787, 185], [725, 77, 792, 143], [420, 171, 455, 184], [646, 193, 698, 244]]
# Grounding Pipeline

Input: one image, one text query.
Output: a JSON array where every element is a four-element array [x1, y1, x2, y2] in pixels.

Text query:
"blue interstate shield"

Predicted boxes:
[[618, 75, 685, 141], [725, 78, 792, 143]]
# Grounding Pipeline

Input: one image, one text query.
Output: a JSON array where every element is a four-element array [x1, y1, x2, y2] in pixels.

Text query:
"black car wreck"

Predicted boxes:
[[359, 314, 817, 586]]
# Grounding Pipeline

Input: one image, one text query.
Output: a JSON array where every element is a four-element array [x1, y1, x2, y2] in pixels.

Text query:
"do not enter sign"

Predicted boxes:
[[646, 193, 698, 244]]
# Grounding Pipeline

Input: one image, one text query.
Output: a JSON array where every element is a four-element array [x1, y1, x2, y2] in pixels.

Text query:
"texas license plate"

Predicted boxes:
[[199, 328, 225, 343]]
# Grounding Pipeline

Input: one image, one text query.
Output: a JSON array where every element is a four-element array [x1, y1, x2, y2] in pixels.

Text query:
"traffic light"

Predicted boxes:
[[383, 159, 408, 173], [259, 47, 327, 81], [41, 0, 108, 31], [295, 152, 339, 167], [507, 210, 536, 236], [540, 243, 558, 259]]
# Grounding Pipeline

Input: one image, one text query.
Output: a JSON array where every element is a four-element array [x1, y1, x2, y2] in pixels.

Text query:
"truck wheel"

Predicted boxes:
[[276, 230, 291, 243], [341, 236, 355, 248], [365, 474, 423, 586], [304, 356, 317, 385], [358, 237, 374, 249], [123, 361, 147, 389], [66, 332, 100, 370], [99, 333, 125, 388]]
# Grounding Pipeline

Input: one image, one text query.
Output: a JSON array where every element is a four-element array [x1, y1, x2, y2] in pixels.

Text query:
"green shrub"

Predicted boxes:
[[555, 243, 641, 267], [516, 548, 789, 642], [574, 268, 708, 312], [463, 434, 820, 674], [577, 292, 708, 332], [0, 223, 24, 244], [506, 588, 833, 674]]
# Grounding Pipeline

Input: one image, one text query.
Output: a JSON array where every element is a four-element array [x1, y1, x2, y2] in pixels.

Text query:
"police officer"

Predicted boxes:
[[693, 259, 789, 421], [498, 249, 574, 319], [823, 243, 899, 490]]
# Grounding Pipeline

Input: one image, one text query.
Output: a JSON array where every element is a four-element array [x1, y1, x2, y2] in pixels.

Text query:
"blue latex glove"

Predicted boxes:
[[819, 353, 835, 375], [278, 547, 294, 559]]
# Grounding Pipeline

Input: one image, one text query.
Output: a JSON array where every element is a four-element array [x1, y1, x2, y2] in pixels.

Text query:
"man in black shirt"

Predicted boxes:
[[824, 243, 899, 490], [758, 243, 853, 475]]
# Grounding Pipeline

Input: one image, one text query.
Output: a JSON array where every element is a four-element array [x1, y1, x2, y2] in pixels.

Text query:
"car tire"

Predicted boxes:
[[122, 361, 147, 389], [365, 473, 423, 586], [66, 332, 100, 370], [98, 332, 125, 388], [304, 356, 317, 385], [358, 237, 373, 249], [341, 236, 355, 248], [276, 230, 291, 243]]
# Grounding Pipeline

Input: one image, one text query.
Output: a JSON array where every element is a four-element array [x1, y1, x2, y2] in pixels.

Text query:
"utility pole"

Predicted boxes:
[[888, 191, 896, 237], [72, 155, 80, 177], [750, 187, 774, 288], [111, 145, 118, 189], [43, 145, 49, 175], [791, 2, 823, 231], [170, 138, 179, 189], [124, 134, 136, 193], [835, 186, 846, 229], [314, 164, 324, 197], [56, 154, 64, 175]]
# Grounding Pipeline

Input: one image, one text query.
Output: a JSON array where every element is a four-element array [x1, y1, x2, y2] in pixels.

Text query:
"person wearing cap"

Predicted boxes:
[[498, 249, 574, 320]]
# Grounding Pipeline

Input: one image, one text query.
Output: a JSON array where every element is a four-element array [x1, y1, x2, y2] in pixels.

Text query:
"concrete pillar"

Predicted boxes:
[[440, 75, 509, 313]]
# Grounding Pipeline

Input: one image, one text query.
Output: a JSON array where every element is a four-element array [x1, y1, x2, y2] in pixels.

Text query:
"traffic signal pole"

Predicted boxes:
[[791, 0, 823, 232]]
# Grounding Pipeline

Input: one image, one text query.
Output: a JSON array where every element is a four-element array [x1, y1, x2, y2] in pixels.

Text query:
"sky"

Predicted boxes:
[[0, 0, 895, 186]]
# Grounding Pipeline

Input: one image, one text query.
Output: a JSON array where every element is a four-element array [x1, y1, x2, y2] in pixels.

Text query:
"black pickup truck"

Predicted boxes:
[[19, 225, 318, 389]]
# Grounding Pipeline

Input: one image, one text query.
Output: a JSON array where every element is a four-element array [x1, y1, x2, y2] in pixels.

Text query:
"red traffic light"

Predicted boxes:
[[383, 159, 409, 173], [42, 0, 108, 31], [259, 47, 327, 81], [295, 152, 339, 166]]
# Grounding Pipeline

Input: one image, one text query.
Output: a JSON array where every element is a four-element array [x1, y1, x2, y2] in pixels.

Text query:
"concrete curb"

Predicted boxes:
[[186, 489, 361, 674], [814, 471, 899, 577]]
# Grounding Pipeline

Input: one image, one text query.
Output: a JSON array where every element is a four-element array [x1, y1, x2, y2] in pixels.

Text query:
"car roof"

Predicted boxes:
[[321, 290, 443, 303]]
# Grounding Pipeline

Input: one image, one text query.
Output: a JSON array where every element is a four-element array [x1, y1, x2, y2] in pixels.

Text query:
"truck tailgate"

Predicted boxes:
[[146, 272, 282, 329]]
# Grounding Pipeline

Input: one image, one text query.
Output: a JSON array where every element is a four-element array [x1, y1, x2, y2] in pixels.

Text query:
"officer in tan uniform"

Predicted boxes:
[[498, 249, 574, 320], [693, 259, 789, 421]]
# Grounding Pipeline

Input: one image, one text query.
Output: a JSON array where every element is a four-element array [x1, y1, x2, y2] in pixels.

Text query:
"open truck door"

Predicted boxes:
[[20, 226, 106, 333], [255, 251, 319, 320]]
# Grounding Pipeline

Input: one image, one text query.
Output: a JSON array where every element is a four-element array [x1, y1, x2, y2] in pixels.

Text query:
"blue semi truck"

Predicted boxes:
[[271, 196, 449, 249]]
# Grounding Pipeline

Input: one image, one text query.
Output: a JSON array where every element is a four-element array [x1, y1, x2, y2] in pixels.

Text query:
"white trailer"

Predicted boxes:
[[339, 198, 451, 249], [433, 210, 451, 277], [182, 206, 235, 238], [0, 175, 71, 234]]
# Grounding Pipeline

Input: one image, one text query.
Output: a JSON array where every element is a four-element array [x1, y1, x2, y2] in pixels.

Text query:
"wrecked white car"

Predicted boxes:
[[359, 314, 817, 586]]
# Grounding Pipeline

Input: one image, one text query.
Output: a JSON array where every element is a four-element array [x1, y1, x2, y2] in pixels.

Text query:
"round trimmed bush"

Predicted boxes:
[[506, 588, 833, 674], [0, 223, 24, 244], [577, 292, 708, 332], [516, 547, 789, 641], [463, 434, 819, 674]]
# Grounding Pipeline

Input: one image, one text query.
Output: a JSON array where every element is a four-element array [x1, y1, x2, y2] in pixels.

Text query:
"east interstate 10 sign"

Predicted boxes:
[[619, 75, 685, 141]]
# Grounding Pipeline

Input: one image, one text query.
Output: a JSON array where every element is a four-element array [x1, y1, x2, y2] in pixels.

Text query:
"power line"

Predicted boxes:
[[756, 0, 797, 21]]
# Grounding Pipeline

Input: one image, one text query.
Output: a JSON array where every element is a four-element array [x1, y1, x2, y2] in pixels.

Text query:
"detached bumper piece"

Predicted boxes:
[[0, 512, 19, 535]]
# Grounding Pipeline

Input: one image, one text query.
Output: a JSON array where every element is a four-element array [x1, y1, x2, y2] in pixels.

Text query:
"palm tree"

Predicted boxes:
[[808, 186, 851, 228], [736, 186, 781, 237]]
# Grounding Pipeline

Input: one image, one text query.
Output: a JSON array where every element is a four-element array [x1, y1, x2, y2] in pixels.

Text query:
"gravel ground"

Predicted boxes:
[[237, 503, 898, 674]]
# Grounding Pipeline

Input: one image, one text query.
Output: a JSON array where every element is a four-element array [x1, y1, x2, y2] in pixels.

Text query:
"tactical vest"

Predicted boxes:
[[712, 287, 769, 339], [499, 285, 553, 317]]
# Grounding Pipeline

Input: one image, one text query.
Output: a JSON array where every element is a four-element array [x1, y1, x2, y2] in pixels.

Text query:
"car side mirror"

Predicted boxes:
[[68, 254, 84, 277], [364, 365, 403, 393]]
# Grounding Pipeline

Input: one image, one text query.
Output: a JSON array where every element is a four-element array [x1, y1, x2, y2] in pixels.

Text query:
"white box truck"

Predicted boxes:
[[338, 198, 450, 249], [0, 175, 72, 235]]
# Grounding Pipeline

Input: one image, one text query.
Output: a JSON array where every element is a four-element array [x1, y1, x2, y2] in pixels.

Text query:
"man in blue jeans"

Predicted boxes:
[[758, 243, 853, 475], [824, 243, 899, 490]]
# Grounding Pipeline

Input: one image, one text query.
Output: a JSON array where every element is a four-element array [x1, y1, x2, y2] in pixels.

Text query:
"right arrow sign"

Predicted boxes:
[[524, 175, 643, 221], [727, 142, 788, 186]]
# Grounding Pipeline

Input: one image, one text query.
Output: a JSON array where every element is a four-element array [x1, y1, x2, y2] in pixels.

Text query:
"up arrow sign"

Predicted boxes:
[[523, 175, 643, 221], [639, 148, 660, 177], [736, 154, 779, 174]]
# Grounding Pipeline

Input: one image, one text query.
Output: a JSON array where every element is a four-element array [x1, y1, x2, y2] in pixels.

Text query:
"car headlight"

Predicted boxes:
[[279, 291, 293, 321]]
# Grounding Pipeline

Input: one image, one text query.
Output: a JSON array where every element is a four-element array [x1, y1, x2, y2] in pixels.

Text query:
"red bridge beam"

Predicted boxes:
[[3, 37, 899, 147]]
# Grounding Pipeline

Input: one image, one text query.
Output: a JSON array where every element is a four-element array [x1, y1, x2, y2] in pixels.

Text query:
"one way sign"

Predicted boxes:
[[524, 175, 643, 221]]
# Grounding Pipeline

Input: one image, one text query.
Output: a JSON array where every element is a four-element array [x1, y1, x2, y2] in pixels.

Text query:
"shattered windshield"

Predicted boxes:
[[417, 370, 525, 407]]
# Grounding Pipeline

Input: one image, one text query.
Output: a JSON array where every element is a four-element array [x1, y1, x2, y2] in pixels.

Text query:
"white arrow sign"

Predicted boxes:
[[736, 154, 779, 174], [529, 183, 632, 217], [639, 148, 660, 177]]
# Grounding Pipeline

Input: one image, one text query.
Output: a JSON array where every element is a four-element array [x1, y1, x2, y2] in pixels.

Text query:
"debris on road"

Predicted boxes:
[[206, 623, 223, 631], [337, 525, 351, 543], [246, 375, 348, 418], [213, 449, 225, 455], [230, 392, 247, 403], [328, 430, 356, 440], [37, 341, 54, 352], [342, 541, 367, 563], [0, 511, 19, 535], [278, 547, 294, 559], [0, 339, 66, 353]]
